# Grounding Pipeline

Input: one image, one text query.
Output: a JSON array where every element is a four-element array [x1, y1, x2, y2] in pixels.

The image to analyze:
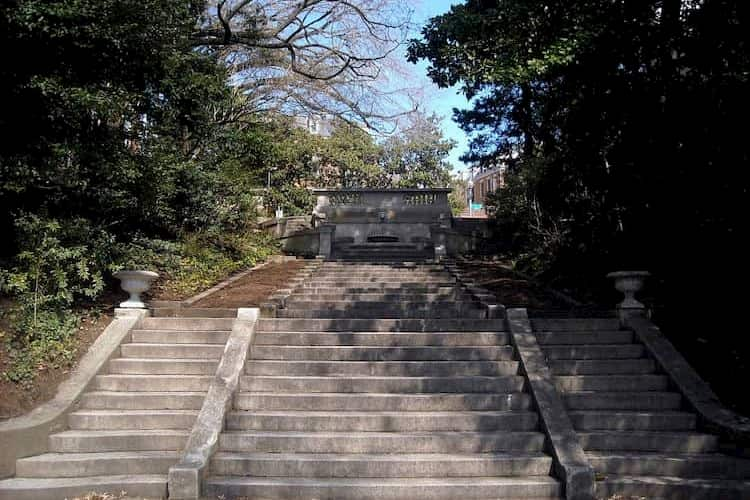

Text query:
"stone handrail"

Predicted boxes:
[[168, 308, 260, 499], [0, 309, 147, 478], [506, 308, 595, 500], [626, 315, 750, 452]]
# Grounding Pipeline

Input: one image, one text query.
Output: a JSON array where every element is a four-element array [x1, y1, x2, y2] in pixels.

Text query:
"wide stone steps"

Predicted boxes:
[[49, 429, 190, 452], [15, 451, 180, 477], [129, 329, 231, 343], [218, 431, 547, 454], [298, 285, 458, 294], [0, 475, 167, 500], [234, 392, 533, 411], [568, 411, 697, 431], [587, 451, 750, 479], [277, 307, 485, 319], [67, 410, 199, 430], [549, 358, 656, 375], [120, 342, 225, 358], [249, 345, 516, 361], [224, 410, 540, 432], [533, 317, 750, 499], [80, 390, 207, 409], [107, 358, 219, 374], [238, 375, 526, 393], [203, 476, 562, 499], [140, 316, 234, 330], [595, 475, 750, 500], [254, 331, 510, 346], [554, 374, 669, 392], [245, 360, 521, 376], [210, 452, 553, 478], [0, 315, 231, 500], [92, 374, 214, 391], [257, 318, 507, 332], [286, 292, 469, 302]]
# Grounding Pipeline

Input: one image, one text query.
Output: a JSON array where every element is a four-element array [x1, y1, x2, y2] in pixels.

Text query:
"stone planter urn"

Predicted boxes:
[[114, 270, 159, 309], [607, 270, 650, 322]]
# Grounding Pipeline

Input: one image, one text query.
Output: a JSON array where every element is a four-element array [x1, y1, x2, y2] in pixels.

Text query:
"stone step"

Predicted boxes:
[[587, 451, 750, 479], [225, 410, 540, 432], [140, 317, 234, 330], [92, 374, 213, 392], [49, 430, 189, 452], [80, 391, 206, 410], [0, 475, 167, 500], [68, 410, 199, 430], [554, 374, 669, 392], [535, 330, 633, 344], [542, 344, 645, 360], [239, 375, 526, 393], [108, 358, 219, 375], [578, 431, 719, 453], [277, 308, 486, 319], [286, 293, 466, 302], [278, 300, 480, 311], [130, 329, 230, 344], [564, 391, 682, 410], [549, 359, 656, 375], [254, 331, 510, 347], [203, 476, 562, 499], [150, 307, 237, 318], [218, 431, 546, 454], [303, 280, 457, 287], [313, 272, 453, 278], [210, 452, 553, 478], [120, 342, 224, 359], [245, 360, 521, 377], [531, 319, 621, 331], [569, 411, 697, 431], [234, 392, 533, 411], [258, 318, 506, 332], [595, 474, 750, 500], [298, 286, 458, 294], [15, 451, 179, 477], [249, 345, 516, 361]]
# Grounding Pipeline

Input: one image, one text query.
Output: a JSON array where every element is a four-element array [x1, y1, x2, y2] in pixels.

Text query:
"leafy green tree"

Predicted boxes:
[[380, 112, 454, 188]]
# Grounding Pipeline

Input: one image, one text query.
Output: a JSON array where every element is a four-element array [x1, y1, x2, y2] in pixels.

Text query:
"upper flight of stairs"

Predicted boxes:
[[204, 261, 563, 499], [534, 317, 750, 500], [0, 315, 233, 500]]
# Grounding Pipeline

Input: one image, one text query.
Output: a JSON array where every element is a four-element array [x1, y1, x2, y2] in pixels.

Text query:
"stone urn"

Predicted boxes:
[[607, 270, 650, 311], [114, 270, 159, 309]]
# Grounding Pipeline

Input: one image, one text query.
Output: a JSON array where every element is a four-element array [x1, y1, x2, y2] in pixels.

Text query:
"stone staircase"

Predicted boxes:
[[0, 315, 233, 500], [203, 261, 563, 499], [534, 317, 750, 499], [2, 260, 749, 500]]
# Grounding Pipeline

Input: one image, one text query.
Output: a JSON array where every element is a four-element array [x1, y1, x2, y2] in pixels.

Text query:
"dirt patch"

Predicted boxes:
[[456, 260, 613, 317], [0, 309, 113, 420], [191, 259, 308, 308]]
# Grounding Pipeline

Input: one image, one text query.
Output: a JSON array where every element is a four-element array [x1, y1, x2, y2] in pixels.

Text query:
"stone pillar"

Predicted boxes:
[[318, 224, 334, 258]]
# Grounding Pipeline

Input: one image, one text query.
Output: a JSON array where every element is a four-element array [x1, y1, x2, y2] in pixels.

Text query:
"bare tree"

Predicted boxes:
[[195, 0, 421, 130]]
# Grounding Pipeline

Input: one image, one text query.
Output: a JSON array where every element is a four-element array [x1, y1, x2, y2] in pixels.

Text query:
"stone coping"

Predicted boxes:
[[0, 309, 147, 478], [168, 308, 260, 499], [627, 315, 750, 452], [506, 308, 595, 500]]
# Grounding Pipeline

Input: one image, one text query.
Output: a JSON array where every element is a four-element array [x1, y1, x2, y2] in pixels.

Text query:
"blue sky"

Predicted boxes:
[[411, 1, 472, 176]]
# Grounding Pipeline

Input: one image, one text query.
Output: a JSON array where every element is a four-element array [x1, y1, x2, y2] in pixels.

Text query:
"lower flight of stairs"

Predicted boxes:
[[534, 317, 750, 500], [203, 261, 563, 499], [0, 314, 234, 500]]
